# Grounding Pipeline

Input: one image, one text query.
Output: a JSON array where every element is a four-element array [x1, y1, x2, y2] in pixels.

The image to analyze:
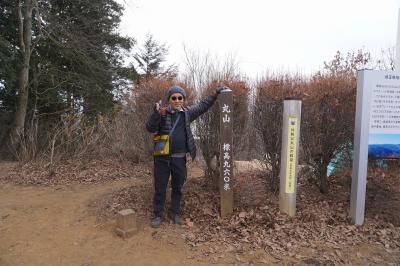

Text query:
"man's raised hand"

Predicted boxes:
[[154, 100, 162, 113], [215, 86, 226, 96]]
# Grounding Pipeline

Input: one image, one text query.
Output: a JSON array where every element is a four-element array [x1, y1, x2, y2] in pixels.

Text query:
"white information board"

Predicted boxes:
[[369, 73, 400, 133], [350, 70, 400, 225]]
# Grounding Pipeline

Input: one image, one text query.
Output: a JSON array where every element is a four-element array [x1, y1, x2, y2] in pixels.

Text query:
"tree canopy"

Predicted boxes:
[[0, 0, 134, 125], [131, 34, 177, 84]]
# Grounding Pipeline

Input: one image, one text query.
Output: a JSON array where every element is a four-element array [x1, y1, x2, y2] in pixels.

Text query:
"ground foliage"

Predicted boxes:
[[0, 158, 151, 185], [1, 159, 399, 264], [98, 165, 400, 264]]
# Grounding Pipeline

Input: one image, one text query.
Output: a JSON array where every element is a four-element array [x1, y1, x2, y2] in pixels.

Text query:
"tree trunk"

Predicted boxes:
[[319, 167, 329, 193], [202, 150, 220, 189], [10, 0, 34, 148], [270, 161, 280, 192]]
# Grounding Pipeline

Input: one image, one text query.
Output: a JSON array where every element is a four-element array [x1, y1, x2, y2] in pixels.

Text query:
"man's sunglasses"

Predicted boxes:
[[171, 96, 183, 101]]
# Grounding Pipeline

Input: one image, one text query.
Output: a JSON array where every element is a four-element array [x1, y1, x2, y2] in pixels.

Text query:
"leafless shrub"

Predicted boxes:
[[252, 73, 304, 191], [301, 73, 356, 193], [42, 114, 112, 167], [195, 80, 250, 187], [9, 121, 39, 164], [181, 48, 247, 184], [7, 78, 195, 167], [300, 50, 371, 193]]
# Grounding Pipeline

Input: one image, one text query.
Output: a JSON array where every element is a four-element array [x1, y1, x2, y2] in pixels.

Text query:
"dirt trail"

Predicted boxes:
[[0, 178, 207, 266]]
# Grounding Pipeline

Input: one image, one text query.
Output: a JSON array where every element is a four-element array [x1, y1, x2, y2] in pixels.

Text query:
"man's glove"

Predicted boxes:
[[214, 86, 225, 96]]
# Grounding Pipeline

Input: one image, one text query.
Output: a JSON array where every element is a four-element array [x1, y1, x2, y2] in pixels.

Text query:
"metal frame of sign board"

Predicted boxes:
[[350, 70, 370, 225]]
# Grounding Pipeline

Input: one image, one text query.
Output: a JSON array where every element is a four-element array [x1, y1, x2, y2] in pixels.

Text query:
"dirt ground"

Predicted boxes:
[[0, 164, 204, 266], [0, 160, 399, 266]]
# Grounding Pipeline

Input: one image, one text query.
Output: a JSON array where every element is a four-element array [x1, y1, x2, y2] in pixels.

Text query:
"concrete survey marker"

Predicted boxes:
[[115, 209, 137, 239]]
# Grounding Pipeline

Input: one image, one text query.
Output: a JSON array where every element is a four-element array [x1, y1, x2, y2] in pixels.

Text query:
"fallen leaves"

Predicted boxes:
[[3, 159, 399, 264], [186, 218, 194, 227], [1, 158, 152, 186], [179, 170, 399, 262], [97, 166, 400, 265]]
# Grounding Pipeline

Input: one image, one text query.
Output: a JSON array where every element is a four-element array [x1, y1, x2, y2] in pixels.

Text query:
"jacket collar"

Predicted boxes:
[[167, 105, 184, 113]]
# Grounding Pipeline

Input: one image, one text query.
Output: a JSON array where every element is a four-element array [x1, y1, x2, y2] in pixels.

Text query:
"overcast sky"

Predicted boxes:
[[118, 0, 400, 78]]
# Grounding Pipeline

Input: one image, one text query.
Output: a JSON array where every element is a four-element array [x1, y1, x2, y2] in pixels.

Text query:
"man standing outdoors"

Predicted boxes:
[[146, 85, 223, 228]]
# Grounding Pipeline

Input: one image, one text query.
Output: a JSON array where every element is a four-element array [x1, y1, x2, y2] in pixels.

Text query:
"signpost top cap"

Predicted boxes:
[[284, 96, 302, 101]]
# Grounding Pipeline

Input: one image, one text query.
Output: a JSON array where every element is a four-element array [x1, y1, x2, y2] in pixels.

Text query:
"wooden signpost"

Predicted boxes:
[[219, 88, 233, 217]]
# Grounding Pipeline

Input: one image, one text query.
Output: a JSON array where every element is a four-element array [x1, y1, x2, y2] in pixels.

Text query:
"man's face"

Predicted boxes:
[[169, 93, 184, 110]]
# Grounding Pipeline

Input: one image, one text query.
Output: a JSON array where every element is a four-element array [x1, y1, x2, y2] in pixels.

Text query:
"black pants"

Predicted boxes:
[[153, 156, 186, 217]]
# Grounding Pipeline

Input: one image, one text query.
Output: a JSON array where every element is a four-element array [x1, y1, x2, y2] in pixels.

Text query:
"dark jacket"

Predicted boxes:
[[146, 94, 217, 160]]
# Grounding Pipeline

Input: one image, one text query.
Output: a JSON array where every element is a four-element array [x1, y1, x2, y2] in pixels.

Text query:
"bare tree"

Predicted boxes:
[[10, 0, 37, 148], [181, 45, 239, 95], [376, 47, 395, 71], [181, 47, 247, 184]]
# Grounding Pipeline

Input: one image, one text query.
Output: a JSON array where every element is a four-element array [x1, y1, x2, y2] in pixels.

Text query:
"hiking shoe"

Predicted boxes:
[[169, 213, 185, 225], [151, 217, 162, 228]]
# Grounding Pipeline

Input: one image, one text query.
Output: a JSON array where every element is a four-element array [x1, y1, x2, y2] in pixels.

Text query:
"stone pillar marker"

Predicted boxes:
[[219, 88, 233, 217], [115, 209, 137, 239], [279, 99, 302, 217]]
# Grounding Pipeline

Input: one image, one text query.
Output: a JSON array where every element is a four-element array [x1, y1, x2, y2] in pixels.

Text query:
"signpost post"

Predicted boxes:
[[219, 88, 233, 217], [279, 99, 302, 217]]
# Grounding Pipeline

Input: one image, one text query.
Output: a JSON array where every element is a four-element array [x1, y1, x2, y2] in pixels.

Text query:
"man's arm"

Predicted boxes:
[[188, 94, 218, 122], [146, 109, 161, 133]]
